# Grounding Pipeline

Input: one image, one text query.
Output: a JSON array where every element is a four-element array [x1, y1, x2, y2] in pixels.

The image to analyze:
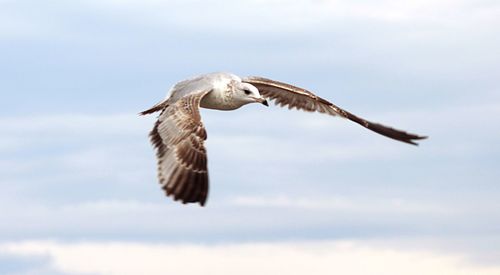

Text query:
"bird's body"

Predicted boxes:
[[198, 73, 255, 110], [141, 72, 427, 206], [145, 73, 262, 112]]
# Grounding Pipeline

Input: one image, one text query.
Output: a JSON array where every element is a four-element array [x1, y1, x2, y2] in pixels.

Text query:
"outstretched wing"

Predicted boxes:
[[148, 90, 211, 206], [243, 76, 427, 145]]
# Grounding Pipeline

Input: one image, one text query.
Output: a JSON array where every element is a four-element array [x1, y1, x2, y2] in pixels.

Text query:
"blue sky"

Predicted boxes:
[[1, 0, 500, 274]]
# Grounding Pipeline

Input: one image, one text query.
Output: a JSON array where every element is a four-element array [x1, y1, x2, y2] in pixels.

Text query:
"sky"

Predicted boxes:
[[1, 0, 500, 274]]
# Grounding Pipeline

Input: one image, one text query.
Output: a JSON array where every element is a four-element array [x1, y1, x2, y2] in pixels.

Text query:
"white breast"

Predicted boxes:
[[200, 89, 240, 110]]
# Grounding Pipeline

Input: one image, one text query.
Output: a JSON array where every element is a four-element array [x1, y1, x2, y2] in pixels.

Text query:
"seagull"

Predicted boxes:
[[140, 72, 427, 206]]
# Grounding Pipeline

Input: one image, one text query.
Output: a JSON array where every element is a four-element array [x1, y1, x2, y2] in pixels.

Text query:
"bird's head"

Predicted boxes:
[[234, 82, 269, 107]]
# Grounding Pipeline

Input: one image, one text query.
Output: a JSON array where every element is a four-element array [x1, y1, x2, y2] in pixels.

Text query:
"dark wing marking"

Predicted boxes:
[[243, 76, 427, 145], [148, 91, 211, 206]]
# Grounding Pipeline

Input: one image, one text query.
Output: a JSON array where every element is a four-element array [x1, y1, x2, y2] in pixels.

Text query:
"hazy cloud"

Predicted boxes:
[[2, 240, 500, 275], [1, 0, 499, 271]]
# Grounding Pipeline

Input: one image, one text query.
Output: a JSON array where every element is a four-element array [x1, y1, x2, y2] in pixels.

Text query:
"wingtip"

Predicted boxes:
[[404, 135, 428, 146], [412, 135, 429, 145], [408, 140, 418, 146]]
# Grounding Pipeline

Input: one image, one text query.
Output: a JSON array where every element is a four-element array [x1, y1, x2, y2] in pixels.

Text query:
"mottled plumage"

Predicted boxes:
[[141, 72, 427, 206]]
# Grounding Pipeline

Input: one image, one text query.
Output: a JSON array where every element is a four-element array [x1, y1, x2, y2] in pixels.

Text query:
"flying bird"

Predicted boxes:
[[140, 72, 427, 206]]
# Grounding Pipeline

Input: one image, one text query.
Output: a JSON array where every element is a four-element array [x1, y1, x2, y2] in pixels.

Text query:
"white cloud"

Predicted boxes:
[[230, 194, 453, 215], [87, 0, 500, 31], [0, 113, 148, 138], [1, 240, 500, 275], [5, 0, 499, 42]]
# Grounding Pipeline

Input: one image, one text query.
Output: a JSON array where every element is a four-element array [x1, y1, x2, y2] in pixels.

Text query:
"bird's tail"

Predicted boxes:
[[139, 100, 169, 115]]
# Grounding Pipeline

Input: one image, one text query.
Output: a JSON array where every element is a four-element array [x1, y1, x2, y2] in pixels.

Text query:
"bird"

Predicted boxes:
[[140, 72, 427, 206]]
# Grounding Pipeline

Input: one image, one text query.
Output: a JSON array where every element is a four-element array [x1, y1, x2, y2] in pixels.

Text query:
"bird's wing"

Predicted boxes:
[[149, 89, 211, 206], [243, 76, 427, 145]]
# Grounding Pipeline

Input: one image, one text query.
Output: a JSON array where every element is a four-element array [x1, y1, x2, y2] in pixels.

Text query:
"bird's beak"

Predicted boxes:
[[257, 97, 269, 107]]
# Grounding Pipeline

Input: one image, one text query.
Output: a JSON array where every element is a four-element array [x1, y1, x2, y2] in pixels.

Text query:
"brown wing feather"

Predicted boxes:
[[149, 91, 210, 206], [243, 76, 427, 145]]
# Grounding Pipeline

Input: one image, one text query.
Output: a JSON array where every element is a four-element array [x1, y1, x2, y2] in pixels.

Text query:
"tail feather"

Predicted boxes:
[[139, 101, 169, 115]]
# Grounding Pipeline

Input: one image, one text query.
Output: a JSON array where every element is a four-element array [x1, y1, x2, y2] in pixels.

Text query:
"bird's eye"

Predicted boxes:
[[244, 89, 252, 95]]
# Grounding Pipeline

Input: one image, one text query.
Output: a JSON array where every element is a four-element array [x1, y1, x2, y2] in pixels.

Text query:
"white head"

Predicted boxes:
[[232, 82, 269, 107]]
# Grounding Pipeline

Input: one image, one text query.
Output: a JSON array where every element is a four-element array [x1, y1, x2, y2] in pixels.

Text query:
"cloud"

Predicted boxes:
[[230, 194, 452, 215], [85, 0, 500, 30], [2, 0, 498, 119], [0, 102, 499, 243], [0, 196, 435, 240], [1, 240, 500, 275], [1, 0, 499, 271]]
